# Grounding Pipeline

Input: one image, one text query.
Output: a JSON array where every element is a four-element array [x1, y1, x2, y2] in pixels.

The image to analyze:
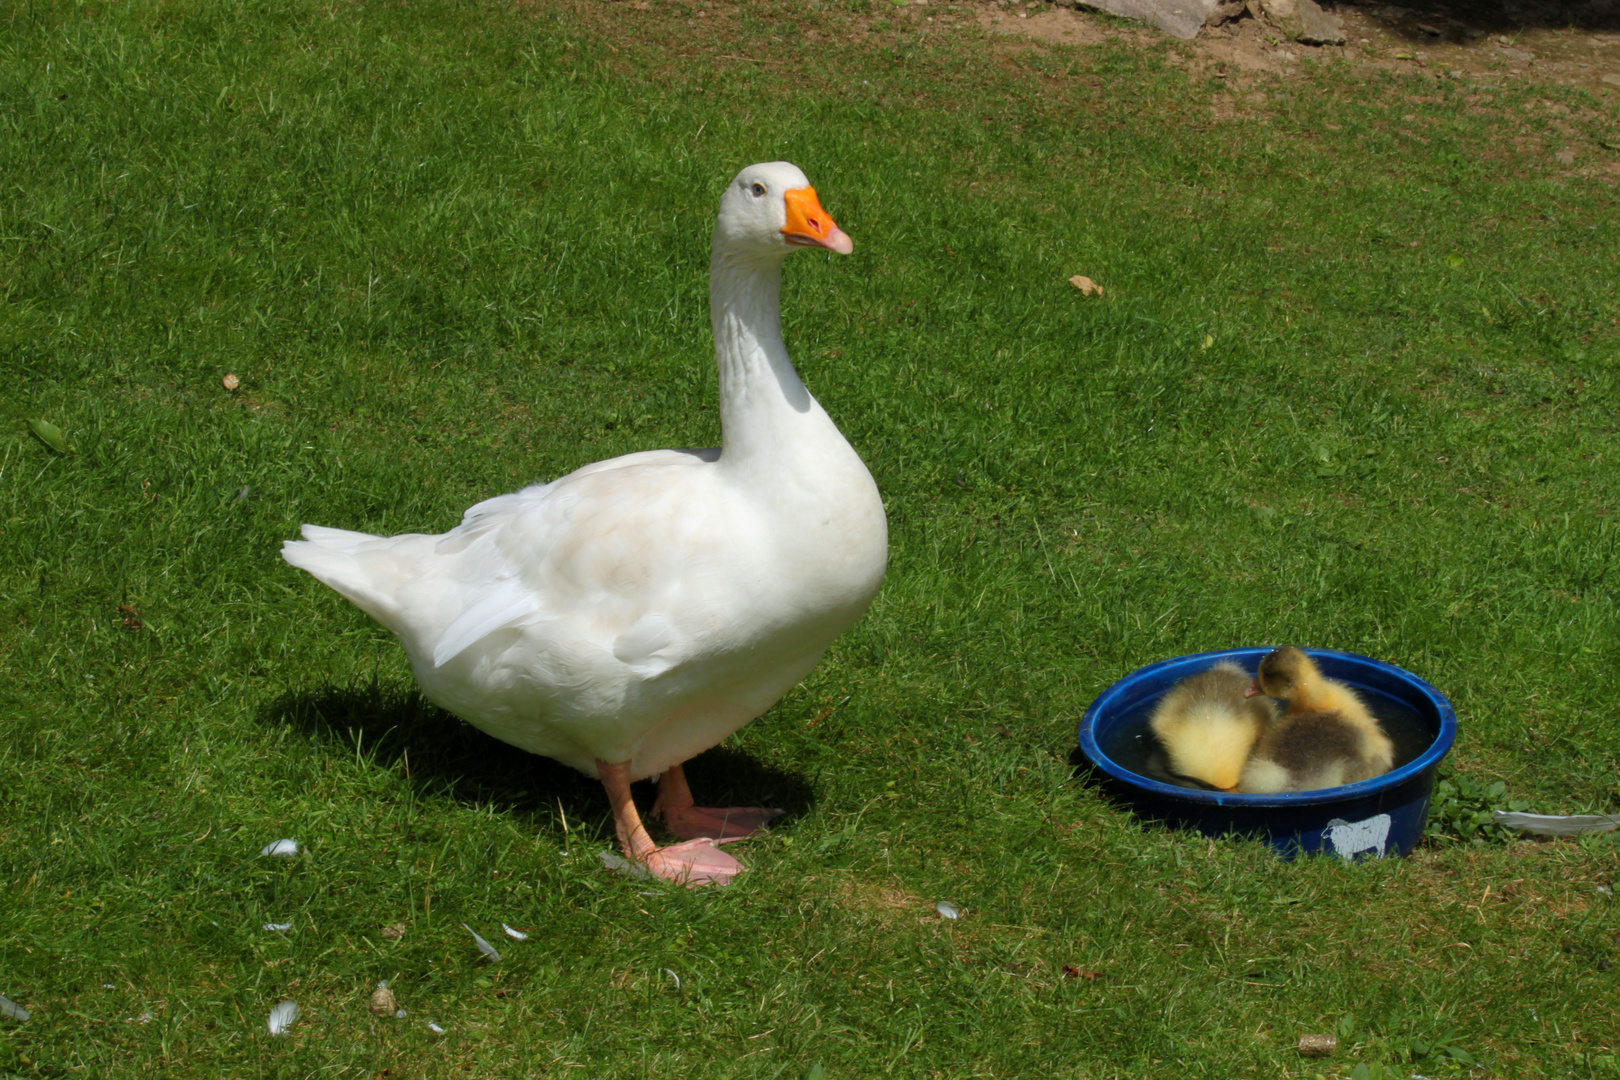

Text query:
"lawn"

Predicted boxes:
[[2, 0, 1618, 1076]]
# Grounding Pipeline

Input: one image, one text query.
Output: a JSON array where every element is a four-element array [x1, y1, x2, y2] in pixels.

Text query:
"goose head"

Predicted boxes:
[[714, 162, 853, 260], [1246, 646, 1319, 701]]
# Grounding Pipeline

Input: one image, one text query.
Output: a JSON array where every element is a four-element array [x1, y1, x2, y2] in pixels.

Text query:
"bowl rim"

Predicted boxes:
[[1078, 646, 1458, 808]]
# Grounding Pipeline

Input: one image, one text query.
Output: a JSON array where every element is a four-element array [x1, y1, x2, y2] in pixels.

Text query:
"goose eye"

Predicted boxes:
[[750, 182, 766, 197]]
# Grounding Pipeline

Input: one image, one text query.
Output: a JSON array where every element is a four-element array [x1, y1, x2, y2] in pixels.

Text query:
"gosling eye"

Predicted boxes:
[[750, 182, 766, 197]]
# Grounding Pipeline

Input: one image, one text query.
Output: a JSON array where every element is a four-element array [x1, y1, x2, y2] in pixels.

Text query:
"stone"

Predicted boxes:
[[1076, 0, 1220, 38], [1206, 0, 1245, 25], [369, 984, 397, 1018], [1603, 73, 1620, 88], [1295, 0, 1344, 44], [1257, 0, 1343, 45], [1555, 150, 1576, 164]]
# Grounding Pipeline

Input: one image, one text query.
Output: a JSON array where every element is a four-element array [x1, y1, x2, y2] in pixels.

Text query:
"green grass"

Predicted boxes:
[[3, 0, 1620, 1076]]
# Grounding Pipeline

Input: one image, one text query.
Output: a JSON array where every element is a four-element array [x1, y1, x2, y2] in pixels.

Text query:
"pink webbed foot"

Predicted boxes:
[[652, 763, 782, 842], [597, 758, 750, 888], [644, 838, 745, 887], [659, 804, 783, 842]]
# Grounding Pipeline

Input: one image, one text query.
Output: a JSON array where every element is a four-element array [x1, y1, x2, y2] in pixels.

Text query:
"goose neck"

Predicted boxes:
[[709, 248, 813, 462]]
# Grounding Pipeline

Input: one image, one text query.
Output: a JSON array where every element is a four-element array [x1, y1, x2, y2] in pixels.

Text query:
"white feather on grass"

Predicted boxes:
[[662, 968, 681, 990], [428, 1021, 446, 1034], [0, 995, 28, 1022], [1495, 811, 1620, 836], [935, 901, 961, 920], [260, 839, 299, 858], [501, 923, 528, 941], [263, 922, 292, 932], [463, 924, 502, 963], [598, 851, 650, 879], [267, 1000, 299, 1036]]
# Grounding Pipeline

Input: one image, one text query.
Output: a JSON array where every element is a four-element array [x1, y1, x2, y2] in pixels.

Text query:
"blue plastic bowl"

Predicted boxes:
[[1078, 647, 1456, 859]]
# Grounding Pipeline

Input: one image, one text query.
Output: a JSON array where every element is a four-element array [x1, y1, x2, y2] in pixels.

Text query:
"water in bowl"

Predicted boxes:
[[1099, 684, 1435, 793]]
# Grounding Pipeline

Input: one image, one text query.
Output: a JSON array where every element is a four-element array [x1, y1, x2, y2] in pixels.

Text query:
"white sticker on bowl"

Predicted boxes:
[[1325, 814, 1391, 859]]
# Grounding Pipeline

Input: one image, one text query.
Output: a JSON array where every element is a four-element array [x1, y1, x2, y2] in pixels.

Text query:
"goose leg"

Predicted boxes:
[[596, 759, 742, 887], [651, 762, 783, 841]]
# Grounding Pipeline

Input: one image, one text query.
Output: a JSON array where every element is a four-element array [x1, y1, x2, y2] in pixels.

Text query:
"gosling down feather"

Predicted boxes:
[[282, 163, 888, 885], [1239, 647, 1396, 793], [1148, 660, 1278, 792]]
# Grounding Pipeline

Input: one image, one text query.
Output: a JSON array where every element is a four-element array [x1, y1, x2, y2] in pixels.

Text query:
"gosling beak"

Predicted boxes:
[[1243, 680, 1263, 699], [782, 186, 853, 255]]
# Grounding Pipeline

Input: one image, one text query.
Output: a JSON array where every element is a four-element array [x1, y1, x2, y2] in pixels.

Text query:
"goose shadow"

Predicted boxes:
[[257, 681, 816, 841]]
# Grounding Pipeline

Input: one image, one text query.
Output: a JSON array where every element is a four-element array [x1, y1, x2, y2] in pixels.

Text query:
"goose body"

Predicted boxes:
[[283, 163, 886, 883], [1148, 660, 1278, 792], [1238, 647, 1395, 793]]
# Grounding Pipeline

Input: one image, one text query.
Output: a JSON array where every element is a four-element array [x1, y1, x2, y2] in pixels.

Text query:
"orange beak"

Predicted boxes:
[[782, 186, 853, 255]]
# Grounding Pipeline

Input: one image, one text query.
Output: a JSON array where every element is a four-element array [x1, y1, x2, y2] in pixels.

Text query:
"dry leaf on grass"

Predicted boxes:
[[1068, 275, 1104, 296]]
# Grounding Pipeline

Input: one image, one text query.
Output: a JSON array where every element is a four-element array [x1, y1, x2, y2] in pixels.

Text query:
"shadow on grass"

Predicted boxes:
[[257, 680, 816, 838], [1068, 744, 1146, 817], [1340, 0, 1620, 37]]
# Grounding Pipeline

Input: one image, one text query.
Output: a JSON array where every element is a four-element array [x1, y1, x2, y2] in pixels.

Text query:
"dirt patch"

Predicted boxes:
[[834, 874, 925, 918], [976, 2, 1118, 46], [978, 0, 1620, 96]]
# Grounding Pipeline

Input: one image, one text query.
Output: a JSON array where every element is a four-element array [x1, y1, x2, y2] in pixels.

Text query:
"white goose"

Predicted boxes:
[[282, 163, 887, 886]]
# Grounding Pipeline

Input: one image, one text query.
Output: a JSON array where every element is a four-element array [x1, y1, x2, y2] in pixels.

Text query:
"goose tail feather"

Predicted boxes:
[[282, 525, 398, 622]]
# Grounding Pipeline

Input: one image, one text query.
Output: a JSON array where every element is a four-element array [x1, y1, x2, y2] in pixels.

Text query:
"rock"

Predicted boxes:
[[1555, 150, 1576, 165], [1076, 0, 1220, 39], [1256, 0, 1343, 44], [369, 984, 397, 1018], [1296, 1, 1343, 44], [1603, 73, 1620, 88], [1206, 0, 1245, 25], [1497, 47, 1534, 63]]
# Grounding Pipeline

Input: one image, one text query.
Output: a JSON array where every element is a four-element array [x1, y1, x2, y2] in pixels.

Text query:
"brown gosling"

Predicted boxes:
[[1238, 647, 1396, 793]]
